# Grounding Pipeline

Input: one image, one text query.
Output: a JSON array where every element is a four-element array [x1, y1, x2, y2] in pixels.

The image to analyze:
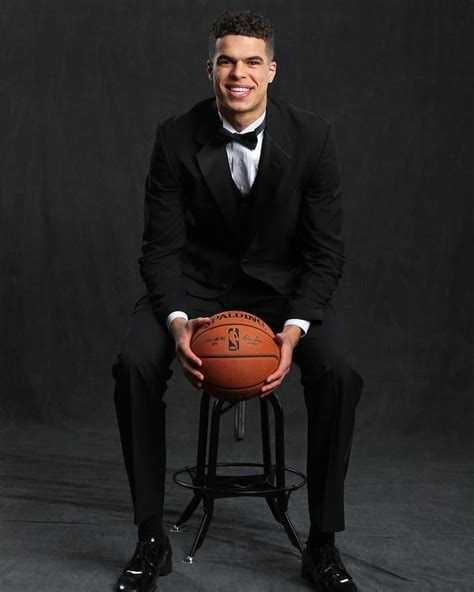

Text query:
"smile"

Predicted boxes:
[[226, 86, 253, 99]]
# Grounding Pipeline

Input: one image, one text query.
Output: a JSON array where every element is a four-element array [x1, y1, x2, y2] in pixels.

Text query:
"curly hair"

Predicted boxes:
[[208, 10, 275, 59]]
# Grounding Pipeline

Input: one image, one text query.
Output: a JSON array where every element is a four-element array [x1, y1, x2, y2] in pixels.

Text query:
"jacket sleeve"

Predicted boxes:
[[138, 124, 188, 324], [287, 122, 345, 322]]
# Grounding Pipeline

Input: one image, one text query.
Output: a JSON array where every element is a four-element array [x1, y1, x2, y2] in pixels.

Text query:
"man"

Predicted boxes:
[[113, 10, 363, 592]]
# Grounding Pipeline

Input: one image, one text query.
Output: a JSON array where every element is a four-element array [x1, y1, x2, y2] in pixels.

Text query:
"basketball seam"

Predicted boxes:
[[203, 379, 267, 391], [199, 354, 279, 359]]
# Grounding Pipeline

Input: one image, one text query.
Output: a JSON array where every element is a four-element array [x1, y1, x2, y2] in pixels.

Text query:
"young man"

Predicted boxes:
[[113, 10, 363, 591]]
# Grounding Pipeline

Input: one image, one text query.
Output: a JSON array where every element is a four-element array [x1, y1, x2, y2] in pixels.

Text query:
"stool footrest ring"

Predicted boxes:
[[172, 462, 306, 497]]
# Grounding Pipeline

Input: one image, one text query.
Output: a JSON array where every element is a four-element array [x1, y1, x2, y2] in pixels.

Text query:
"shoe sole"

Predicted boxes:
[[302, 562, 358, 592], [115, 553, 173, 592]]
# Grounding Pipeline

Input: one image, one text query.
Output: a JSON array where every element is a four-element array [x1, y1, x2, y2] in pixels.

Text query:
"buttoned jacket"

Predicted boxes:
[[139, 97, 345, 325]]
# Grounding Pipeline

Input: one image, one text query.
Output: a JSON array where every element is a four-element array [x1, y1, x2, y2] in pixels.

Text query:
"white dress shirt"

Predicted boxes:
[[166, 108, 310, 337]]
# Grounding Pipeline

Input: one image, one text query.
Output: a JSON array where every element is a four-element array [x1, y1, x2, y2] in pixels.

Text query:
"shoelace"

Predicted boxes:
[[134, 540, 162, 567], [315, 544, 348, 578]]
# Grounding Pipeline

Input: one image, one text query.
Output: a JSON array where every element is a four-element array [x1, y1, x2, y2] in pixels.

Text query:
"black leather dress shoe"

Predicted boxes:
[[301, 543, 358, 591], [116, 536, 172, 592]]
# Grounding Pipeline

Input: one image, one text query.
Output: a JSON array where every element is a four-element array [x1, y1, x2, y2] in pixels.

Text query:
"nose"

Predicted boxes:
[[230, 60, 246, 79]]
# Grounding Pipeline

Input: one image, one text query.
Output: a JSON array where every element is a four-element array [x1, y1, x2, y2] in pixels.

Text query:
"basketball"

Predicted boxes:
[[190, 310, 280, 401]]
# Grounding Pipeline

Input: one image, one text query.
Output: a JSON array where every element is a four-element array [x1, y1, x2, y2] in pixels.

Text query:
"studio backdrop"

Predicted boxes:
[[1, 0, 473, 452]]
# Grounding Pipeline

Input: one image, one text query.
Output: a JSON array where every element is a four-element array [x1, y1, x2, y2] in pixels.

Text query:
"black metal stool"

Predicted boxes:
[[171, 391, 306, 563]]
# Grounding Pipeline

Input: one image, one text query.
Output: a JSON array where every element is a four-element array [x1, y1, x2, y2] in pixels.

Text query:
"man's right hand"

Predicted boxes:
[[170, 317, 210, 389]]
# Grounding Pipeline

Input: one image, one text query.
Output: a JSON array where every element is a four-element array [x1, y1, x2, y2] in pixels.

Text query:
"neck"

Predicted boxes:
[[217, 100, 267, 132]]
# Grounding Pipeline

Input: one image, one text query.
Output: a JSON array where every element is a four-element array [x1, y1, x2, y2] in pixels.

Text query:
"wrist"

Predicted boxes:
[[170, 317, 187, 340], [282, 324, 302, 348]]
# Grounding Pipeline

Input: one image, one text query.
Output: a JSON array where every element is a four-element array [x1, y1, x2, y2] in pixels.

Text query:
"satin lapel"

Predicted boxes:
[[195, 144, 240, 230], [195, 102, 240, 232], [247, 99, 293, 239]]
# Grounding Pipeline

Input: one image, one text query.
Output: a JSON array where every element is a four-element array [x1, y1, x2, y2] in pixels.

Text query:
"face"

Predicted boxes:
[[207, 35, 277, 128]]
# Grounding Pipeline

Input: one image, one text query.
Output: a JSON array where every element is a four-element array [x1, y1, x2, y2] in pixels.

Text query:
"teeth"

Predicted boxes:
[[230, 87, 250, 92]]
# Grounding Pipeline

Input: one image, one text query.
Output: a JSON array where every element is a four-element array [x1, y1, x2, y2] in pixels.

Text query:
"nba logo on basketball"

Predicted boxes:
[[228, 328, 240, 351]]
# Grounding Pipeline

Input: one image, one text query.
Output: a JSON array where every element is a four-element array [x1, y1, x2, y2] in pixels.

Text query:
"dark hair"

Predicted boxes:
[[208, 10, 275, 59]]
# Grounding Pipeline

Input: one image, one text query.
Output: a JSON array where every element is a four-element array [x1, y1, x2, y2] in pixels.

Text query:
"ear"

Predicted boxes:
[[268, 60, 277, 84], [206, 59, 213, 81]]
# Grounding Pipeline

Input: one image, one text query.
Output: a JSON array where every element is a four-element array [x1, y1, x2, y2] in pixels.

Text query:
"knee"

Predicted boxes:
[[321, 355, 364, 408], [299, 348, 345, 386], [113, 343, 172, 384], [300, 349, 362, 393]]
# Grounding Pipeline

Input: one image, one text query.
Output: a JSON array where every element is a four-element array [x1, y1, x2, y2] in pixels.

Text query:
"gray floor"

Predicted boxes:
[[0, 409, 472, 591]]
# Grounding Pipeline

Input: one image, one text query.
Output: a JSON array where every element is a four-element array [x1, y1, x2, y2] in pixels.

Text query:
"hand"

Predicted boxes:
[[171, 316, 210, 389], [260, 325, 302, 397]]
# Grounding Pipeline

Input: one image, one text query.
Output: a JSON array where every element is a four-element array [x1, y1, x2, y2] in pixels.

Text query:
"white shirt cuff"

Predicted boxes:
[[166, 311, 188, 332], [284, 318, 310, 337]]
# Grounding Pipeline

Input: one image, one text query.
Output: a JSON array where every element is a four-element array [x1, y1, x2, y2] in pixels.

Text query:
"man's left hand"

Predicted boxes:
[[260, 325, 302, 397]]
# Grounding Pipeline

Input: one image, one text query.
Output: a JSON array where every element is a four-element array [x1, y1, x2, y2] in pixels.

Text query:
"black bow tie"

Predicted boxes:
[[215, 118, 266, 150]]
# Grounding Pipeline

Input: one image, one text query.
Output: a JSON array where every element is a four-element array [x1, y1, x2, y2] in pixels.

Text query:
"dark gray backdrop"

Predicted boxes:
[[1, 3, 474, 591], [1, 0, 473, 449]]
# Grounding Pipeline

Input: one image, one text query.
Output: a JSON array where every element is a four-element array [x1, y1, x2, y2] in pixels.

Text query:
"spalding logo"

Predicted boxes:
[[212, 312, 266, 328]]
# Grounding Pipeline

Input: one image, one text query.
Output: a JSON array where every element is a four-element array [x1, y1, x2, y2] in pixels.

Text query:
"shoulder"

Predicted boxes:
[[269, 97, 334, 139], [154, 97, 216, 139]]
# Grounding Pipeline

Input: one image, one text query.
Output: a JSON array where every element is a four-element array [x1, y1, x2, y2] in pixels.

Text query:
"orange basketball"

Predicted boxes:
[[190, 310, 280, 401]]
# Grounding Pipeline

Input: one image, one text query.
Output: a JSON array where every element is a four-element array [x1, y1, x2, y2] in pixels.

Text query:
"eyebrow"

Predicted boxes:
[[217, 54, 264, 62]]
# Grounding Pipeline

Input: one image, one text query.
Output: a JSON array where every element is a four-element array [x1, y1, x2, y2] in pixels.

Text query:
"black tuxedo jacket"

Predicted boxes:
[[139, 97, 345, 326]]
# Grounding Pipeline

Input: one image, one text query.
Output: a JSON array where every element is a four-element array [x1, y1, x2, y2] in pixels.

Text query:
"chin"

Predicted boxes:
[[219, 99, 254, 113]]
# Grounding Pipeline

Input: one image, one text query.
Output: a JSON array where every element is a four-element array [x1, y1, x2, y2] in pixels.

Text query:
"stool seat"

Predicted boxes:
[[171, 391, 306, 563]]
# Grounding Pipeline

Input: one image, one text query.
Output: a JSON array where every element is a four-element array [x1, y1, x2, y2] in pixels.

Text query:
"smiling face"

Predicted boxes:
[[207, 35, 277, 131]]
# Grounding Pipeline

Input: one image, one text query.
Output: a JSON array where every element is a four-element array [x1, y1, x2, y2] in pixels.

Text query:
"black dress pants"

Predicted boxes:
[[113, 275, 363, 534]]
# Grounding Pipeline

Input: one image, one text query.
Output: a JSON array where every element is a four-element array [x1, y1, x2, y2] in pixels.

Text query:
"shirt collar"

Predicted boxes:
[[217, 108, 267, 135]]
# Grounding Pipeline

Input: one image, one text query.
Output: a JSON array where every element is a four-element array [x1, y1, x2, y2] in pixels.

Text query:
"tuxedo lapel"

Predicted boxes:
[[195, 102, 240, 231], [246, 99, 293, 239]]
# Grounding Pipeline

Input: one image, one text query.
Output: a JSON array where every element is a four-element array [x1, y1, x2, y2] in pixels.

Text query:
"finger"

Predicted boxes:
[[185, 374, 203, 389], [182, 365, 204, 388], [261, 374, 285, 393], [179, 344, 203, 368], [178, 354, 204, 379], [180, 360, 205, 382], [258, 381, 281, 397], [261, 367, 289, 393], [260, 380, 281, 394], [274, 332, 285, 343], [189, 317, 211, 331], [265, 363, 290, 384], [265, 370, 284, 384]]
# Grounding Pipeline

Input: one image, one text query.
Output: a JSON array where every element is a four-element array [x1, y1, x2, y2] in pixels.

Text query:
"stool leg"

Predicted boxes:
[[277, 505, 304, 553], [260, 397, 282, 523], [269, 393, 304, 554], [206, 399, 224, 484], [196, 392, 211, 482], [269, 394, 286, 493], [184, 398, 222, 561], [234, 400, 246, 441], [184, 496, 215, 562], [172, 393, 211, 531], [172, 493, 203, 531], [260, 397, 272, 475]]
